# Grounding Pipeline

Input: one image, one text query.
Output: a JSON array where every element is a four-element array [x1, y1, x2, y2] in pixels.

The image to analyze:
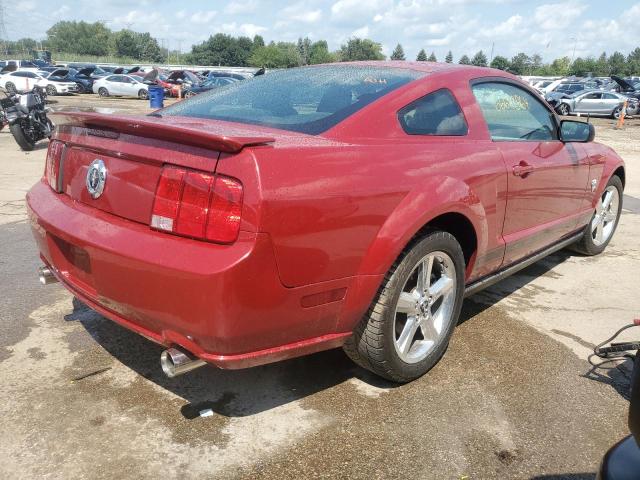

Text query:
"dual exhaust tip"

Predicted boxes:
[[38, 265, 206, 378]]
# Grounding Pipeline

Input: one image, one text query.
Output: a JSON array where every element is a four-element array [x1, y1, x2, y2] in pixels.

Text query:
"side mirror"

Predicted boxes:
[[560, 120, 595, 143]]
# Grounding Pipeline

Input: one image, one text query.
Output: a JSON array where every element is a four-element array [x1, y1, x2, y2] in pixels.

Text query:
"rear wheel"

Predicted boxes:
[[138, 89, 148, 100], [46, 85, 57, 96], [612, 106, 623, 119], [557, 103, 570, 116], [98, 87, 109, 97], [573, 175, 623, 255], [343, 230, 465, 383], [9, 122, 36, 151]]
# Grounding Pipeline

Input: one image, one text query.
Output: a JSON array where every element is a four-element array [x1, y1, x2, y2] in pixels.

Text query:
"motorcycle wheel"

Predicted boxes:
[[10, 123, 37, 151]]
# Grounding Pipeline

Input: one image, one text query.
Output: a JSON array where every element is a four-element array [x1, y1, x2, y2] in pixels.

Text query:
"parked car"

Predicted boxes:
[[554, 82, 588, 95], [553, 90, 635, 118], [29, 63, 625, 383], [611, 75, 640, 101], [0, 70, 78, 95], [183, 77, 238, 97], [40, 68, 95, 94], [92, 74, 149, 99], [164, 70, 201, 96], [0, 59, 39, 72]]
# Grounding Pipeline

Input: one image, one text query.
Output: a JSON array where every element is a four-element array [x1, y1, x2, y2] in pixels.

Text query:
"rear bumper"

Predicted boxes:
[[27, 180, 354, 368]]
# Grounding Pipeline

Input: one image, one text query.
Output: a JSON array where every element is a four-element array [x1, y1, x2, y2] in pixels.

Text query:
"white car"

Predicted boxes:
[[0, 70, 78, 95], [92, 74, 149, 99]]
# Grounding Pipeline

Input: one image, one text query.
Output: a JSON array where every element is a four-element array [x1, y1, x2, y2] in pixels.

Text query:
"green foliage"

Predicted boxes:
[[308, 40, 335, 64], [186, 33, 254, 66], [416, 49, 427, 61], [471, 50, 488, 67], [458, 54, 471, 65], [608, 52, 626, 76], [509, 52, 531, 75], [428, 52, 437, 62], [249, 41, 302, 68], [390, 43, 406, 61], [445, 51, 453, 63], [339, 38, 385, 61], [490, 55, 510, 71], [46, 21, 112, 56]]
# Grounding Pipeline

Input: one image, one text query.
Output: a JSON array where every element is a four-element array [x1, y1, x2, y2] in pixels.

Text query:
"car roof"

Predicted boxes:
[[320, 61, 517, 77]]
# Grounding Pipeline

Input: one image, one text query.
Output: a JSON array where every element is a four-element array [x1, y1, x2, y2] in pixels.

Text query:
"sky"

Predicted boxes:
[[4, 0, 640, 62]]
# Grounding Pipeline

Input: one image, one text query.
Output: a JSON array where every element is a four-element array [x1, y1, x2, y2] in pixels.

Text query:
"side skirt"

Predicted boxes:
[[464, 231, 583, 298]]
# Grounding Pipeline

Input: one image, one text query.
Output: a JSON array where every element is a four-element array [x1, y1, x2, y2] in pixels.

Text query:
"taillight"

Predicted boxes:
[[151, 165, 243, 244], [45, 140, 65, 192]]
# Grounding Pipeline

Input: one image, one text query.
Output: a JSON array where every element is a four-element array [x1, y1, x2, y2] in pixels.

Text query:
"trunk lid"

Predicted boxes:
[[51, 111, 276, 225]]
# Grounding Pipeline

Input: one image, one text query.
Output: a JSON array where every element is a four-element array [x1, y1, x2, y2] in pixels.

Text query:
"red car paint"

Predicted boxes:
[[27, 62, 625, 369]]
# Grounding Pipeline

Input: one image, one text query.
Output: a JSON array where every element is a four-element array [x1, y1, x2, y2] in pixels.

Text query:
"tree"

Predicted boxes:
[[416, 49, 427, 61], [297, 37, 312, 65], [531, 53, 543, 73], [308, 40, 335, 64], [113, 30, 139, 58], [627, 48, 640, 76], [595, 52, 609, 76], [490, 55, 510, 71], [550, 56, 571, 76], [445, 51, 453, 63], [509, 52, 531, 75], [569, 56, 598, 77], [471, 50, 488, 67], [608, 51, 626, 76], [339, 38, 385, 61], [137, 32, 165, 62], [253, 35, 265, 50], [428, 52, 437, 62], [187, 33, 254, 66], [458, 54, 471, 65], [248, 41, 302, 68], [46, 21, 112, 56], [390, 43, 406, 60]]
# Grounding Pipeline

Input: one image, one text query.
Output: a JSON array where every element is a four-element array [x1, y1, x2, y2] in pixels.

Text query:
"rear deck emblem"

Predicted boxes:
[[86, 159, 107, 199]]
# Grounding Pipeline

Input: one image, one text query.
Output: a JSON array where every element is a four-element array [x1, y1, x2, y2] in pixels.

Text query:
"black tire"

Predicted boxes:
[[343, 230, 465, 383], [46, 85, 57, 96], [5, 82, 17, 95], [98, 87, 109, 97], [572, 175, 623, 255], [557, 103, 570, 116], [184, 90, 195, 98], [138, 89, 148, 100], [612, 106, 623, 119], [9, 123, 36, 151]]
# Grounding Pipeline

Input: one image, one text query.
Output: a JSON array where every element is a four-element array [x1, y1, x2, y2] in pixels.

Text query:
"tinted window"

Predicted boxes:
[[583, 93, 601, 100], [12, 72, 27, 77], [162, 65, 424, 134], [106, 75, 120, 82], [472, 82, 557, 141], [20, 61, 36, 68], [603, 93, 618, 100], [398, 89, 467, 136]]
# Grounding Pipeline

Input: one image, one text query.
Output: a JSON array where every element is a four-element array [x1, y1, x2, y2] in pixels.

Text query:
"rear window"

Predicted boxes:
[[161, 65, 424, 134], [398, 89, 467, 136]]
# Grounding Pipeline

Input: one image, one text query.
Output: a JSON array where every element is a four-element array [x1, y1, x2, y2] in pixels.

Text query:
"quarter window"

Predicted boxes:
[[472, 82, 557, 141], [398, 89, 468, 136]]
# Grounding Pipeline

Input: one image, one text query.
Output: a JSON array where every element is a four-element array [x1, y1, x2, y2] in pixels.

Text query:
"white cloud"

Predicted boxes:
[[224, 1, 259, 15], [220, 22, 267, 38], [280, 3, 323, 23], [534, 1, 587, 30], [190, 10, 217, 25], [481, 14, 523, 37], [351, 25, 370, 37]]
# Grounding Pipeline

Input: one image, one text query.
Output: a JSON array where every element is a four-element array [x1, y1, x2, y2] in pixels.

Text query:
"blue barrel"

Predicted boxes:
[[148, 86, 164, 109]]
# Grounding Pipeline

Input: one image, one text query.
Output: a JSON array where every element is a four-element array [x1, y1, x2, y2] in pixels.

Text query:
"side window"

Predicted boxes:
[[603, 93, 618, 100], [583, 93, 601, 100], [398, 89, 468, 136], [472, 82, 558, 142]]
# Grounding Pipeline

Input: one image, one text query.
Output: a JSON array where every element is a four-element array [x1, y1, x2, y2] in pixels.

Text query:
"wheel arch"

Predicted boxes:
[[613, 165, 625, 189]]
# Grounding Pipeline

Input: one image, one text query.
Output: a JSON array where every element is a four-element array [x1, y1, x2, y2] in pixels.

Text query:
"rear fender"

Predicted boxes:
[[356, 175, 487, 280]]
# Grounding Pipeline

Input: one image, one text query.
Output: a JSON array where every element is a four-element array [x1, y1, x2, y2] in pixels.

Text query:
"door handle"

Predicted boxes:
[[512, 161, 535, 177]]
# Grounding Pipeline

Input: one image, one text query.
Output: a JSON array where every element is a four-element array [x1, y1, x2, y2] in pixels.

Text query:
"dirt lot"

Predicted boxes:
[[1, 95, 639, 479]]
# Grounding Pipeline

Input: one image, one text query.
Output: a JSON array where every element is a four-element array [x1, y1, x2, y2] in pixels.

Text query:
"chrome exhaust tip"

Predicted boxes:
[[160, 347, 207, 378], [38, 266, 58, 285]]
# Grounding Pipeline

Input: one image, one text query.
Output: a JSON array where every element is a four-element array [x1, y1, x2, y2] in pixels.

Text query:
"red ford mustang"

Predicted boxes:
[[27, 62, 625, 382]]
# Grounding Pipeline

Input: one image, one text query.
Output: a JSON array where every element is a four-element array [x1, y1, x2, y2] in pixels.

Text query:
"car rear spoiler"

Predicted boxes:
[[50, 111, 276, 153]]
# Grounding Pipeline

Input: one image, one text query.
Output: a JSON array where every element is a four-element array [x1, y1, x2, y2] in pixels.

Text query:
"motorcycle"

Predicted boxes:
[[0, 85, 53, 151]]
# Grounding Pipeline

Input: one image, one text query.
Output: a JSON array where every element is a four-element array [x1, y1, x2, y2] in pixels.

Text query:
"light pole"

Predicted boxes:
[[570, 36, 578, 63]]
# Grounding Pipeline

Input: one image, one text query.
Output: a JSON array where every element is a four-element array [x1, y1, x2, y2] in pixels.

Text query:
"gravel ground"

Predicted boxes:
[[0, 94, 638, 480]]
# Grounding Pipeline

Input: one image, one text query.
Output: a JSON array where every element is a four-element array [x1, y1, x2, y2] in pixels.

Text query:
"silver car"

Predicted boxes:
[[555, 90, 637, 118], [92, 74, 149, 99]]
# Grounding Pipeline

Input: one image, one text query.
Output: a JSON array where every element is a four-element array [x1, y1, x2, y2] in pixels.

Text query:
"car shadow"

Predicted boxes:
[[69, 298, 397, 419], [71, 248, 577, 419]]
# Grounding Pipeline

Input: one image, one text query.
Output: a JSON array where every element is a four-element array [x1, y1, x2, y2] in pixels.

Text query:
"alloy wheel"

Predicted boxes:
[[393, 251, 457, 364], [591, 185, 619, 246]]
